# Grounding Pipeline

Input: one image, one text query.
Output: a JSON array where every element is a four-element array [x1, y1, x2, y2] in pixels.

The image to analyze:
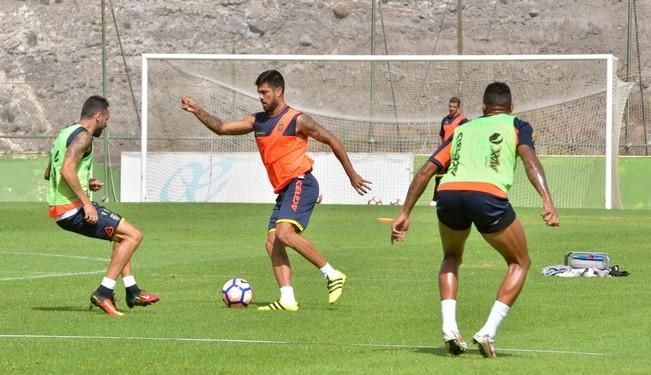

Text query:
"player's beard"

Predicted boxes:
[[263, 100, 278, 114]]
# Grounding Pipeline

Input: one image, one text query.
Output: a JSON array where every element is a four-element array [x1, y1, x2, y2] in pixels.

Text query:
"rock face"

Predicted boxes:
[[0, 0, 649, 152]]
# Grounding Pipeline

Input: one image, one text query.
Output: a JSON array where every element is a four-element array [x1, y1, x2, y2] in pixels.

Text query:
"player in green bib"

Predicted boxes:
[[391, 83, 559, 358], [45, 95, 159, 316]]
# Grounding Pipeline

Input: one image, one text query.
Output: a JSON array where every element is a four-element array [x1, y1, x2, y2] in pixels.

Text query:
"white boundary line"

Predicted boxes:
[[0, 251, 109, 262], [0, 251, 108, 282], [0, 334, 606, 357], [0, 270, 105, 282]]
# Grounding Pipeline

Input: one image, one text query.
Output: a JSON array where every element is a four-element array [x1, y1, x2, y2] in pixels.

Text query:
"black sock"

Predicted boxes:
[[96, 285, 114, 298], [126, 285, 142, 297]]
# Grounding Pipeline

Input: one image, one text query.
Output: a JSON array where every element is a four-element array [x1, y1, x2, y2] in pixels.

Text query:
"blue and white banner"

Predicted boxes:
[[121, 152, 412, 204]]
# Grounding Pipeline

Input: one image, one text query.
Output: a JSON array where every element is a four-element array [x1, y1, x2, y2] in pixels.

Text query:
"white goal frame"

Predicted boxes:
[[139, 53, 618, 208]]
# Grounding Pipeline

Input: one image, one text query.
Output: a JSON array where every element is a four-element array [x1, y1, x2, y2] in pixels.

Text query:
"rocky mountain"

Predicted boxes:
[[1, 0, 649, 153]]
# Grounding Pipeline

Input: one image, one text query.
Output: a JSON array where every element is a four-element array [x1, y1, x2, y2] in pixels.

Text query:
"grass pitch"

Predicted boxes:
[[1, 202, 649, 374]]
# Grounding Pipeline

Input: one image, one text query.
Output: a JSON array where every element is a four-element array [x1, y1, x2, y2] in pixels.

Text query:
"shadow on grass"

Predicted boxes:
[[413, 346, 514, 358]]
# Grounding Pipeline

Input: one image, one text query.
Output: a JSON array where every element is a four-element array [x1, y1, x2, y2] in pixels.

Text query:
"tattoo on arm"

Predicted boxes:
[[61, 131, 93, 202], [194, 108, 225, 134], [65, 131, 92, 163], [299, 114, 334, 144]]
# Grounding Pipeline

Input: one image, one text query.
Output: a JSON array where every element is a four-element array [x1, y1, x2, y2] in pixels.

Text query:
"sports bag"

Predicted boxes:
[[564, 251, 610, 270]]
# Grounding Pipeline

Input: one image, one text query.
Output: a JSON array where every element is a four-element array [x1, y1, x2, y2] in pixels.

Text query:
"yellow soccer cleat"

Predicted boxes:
[[327, 272, 347, 304], [257, 300, 299, 312]]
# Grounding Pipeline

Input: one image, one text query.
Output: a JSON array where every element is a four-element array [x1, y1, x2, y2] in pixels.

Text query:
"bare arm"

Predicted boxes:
[[297, 114, 371, 195], [181, 96, 253, 135], [391, 160, 440, 243], [60, 131, 98, 223], [44, 157, 51, 180], [401, 161, 439, 217], [518, 144, 560, 226]]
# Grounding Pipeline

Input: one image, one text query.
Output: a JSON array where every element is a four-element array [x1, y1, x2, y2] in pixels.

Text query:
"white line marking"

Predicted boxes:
[[0, 334, 606, 356], [0, 251, 109, 262], [0, 270, 105, 282]]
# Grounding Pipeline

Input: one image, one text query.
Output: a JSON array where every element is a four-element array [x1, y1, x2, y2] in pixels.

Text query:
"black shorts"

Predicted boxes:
[[56, 202, 123, 241], [436, 191, 516, 234], [268, 173, 319, 232]]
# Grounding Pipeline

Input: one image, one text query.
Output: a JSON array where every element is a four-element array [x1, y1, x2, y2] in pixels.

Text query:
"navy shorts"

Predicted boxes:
[[56, 202, 123, 241], [436, 191, 516, 234], [268, 173, 319, 232]]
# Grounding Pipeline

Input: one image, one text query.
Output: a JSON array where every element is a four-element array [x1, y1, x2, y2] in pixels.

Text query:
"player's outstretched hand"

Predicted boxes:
[[181, 96, 199, 113], [89, 178, 104, 192], [541, 200, 559, 227], [350, 173, 372, 195], [391, 213, 410, 244]]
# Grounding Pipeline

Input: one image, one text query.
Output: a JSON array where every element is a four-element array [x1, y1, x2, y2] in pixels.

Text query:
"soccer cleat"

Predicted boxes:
[[443, 330, 468, 356], [90, 293, 124, 316], [327, 272, 347, 304], [126, 290, 160, 308], [472, 334, 496, 358], [257, 301, 299, 312]]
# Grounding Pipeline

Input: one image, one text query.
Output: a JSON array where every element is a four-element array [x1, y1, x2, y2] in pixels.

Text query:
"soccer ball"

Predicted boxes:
[[221, 277, 254, 308]]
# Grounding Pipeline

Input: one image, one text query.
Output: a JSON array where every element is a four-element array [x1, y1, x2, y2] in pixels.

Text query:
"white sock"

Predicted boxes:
[[101, 277, 116, 290], [279, 286, 296, 305], [122, 275, 137, 288], [477, 300, 511, 339], [319, 263, 338, 279], [441, 299, 460, 336]]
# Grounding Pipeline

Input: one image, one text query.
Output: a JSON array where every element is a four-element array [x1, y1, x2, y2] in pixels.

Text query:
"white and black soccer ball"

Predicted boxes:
[[221, 277, 254, 308]]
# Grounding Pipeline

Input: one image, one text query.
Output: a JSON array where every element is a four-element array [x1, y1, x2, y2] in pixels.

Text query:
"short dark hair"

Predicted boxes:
[[80, 95, 109, 119], [449, 97, 461, 105], [255, 70, 285, 94], [483, 82, 512, 108]]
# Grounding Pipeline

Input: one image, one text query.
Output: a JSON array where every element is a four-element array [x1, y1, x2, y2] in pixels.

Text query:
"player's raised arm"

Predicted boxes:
[[517, 144, 559, 226], [297, 113, 371, 195], [181, 96, 254, 135]]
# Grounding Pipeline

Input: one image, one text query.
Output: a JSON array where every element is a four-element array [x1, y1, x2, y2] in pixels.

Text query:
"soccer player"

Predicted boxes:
[[181, 70, 371, 312], [431, 97, 468, 206], [391, 82, 559, 357], [45, 95, 159, 316]]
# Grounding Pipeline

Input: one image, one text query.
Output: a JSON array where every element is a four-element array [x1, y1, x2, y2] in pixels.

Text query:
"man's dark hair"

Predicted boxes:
[[80, 95, 109, 119], [255, 70, 285, 94], [483, 82, 512, 109], [449, 97, 461, 105]]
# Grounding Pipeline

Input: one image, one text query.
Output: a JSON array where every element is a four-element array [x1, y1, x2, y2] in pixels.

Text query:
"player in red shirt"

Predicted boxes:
[[432, 97, 468, 206], [182, 70, 371, 311]]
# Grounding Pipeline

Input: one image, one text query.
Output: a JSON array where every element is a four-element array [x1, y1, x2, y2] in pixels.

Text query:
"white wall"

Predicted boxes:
[[121, 152, 412, 204]]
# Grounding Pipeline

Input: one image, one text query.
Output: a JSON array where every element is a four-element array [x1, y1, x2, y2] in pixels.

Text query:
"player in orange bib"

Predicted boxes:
[[181, 70, 371, 311], [431, 97, 468, 206]]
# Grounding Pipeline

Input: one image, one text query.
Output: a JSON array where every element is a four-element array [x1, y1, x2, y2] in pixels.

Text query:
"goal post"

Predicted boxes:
[[132, 54, 631, 208]]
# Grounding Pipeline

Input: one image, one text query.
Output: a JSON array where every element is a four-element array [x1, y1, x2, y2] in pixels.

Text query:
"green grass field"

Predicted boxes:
[[1, 203, 650, 374]]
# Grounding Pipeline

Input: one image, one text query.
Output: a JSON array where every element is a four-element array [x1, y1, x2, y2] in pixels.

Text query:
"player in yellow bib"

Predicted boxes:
[[391, 83, 559, 357], [45, 95, 159, 316]]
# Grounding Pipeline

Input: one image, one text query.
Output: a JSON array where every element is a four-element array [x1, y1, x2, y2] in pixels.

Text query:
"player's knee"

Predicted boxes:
[[274, 226, 294, 246], [442, 251, 463, 264], [264, 238, 274, 254], [130, 228, 144, 245]]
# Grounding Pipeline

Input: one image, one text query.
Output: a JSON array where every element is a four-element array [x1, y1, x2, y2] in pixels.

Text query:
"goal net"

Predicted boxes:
[[126, 54, 632, 208]]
